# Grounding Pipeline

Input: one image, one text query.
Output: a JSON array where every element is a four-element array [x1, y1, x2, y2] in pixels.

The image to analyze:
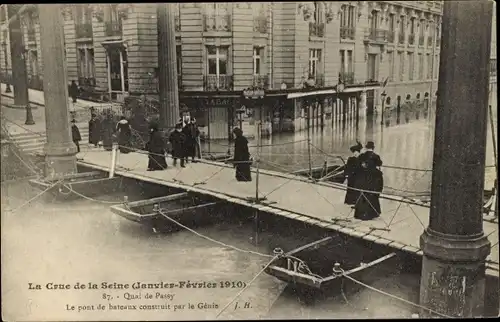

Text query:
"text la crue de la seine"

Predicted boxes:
[[29, 280, 246, 290]]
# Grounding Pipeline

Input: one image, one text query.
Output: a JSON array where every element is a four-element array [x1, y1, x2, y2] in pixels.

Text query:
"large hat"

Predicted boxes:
[[349, 144, 361, 153], [366, 141, 375, 149]]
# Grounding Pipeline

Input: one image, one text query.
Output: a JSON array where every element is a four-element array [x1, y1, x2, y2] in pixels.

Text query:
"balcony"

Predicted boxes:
[[408, 34, 415, 45], [339, 72, 354, 85], [203, 14, 231, 32], [175, 15, 180, 32], [309, 22, 325, 38], [252, 74, 269, 88], [204, 75, 233, 91], [427, 36, 433, 47], [27, 29, 36, 43], [76, 23, 92, 39], [398, 33, 405, 44], [387, 31, 395, 43], [254, 17, 267, 34], [78, 77, 96, 87], [418, 35, 425, 46], [364, 28, 388, 43], [340, 26, 355, 40], [105, 21, 122, 37]]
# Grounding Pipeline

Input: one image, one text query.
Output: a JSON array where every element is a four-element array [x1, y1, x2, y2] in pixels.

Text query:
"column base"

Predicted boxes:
[[44, 142, 78, 180], [419, 228, 491, 318]]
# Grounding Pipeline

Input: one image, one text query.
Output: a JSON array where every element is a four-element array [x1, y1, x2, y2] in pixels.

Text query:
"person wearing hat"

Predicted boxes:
[[116, 116, 132, 154], [169, 122, 186, 167], [354, 141, 383, 220], [88, 113, 101, 148], [182, 117, 200, 163], [145, 121, 167, 171], [71, 119, 82, 153], [344, 141, 363, 206], [231, 127, 251, 182]]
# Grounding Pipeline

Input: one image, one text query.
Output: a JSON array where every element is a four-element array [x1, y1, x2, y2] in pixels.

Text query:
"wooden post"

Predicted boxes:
[[306, 103, 312, 179], [109, 142, 118, 178], [38, 4, 77, 179], [7, 4, 34, 125], [119, 49, 125, 96], [419, 1, 493, 317], [157, 3, 179, 130]]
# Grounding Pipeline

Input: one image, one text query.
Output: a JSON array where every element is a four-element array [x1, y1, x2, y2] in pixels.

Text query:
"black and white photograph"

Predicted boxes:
[[0, 1, 498, 320]]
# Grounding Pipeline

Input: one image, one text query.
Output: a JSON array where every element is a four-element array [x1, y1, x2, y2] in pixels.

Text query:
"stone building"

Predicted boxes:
[[3, 2, 494, 140]]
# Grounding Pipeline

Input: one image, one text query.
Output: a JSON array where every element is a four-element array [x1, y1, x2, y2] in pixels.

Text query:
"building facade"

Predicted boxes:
[[3, 2, 495, 140]]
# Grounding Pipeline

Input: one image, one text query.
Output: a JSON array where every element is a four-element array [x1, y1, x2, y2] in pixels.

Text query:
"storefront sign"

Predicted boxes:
[[203, 97, 235, 107]]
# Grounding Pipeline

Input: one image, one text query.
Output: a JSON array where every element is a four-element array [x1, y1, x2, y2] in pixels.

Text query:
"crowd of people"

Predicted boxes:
[[344, 141, 384, 221]]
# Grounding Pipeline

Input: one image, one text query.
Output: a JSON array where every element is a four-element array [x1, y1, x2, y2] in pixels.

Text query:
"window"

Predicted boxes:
[[253, 47, 262, 75], [408, 52, 414, 80], [340, 5, 355, 28], [367, 54, 377, 81], [29, 51, 38, 76], [426, 54, 432, 79], [313, 2, 323, 24], [207, 46, 228, 76], [253, 3, 267, 33], [418, 53, 424, 80], [76, 5, 92, 24], [77, 47, 95, 80], [434, 55, 439, 78], [398, 16, 405, 44], [369, 10, 379, 30], [176, 45, 182, 75], [410, 18, 416, 35], [308, 49, 322, 77], [398, 51, 405, 81], [205, 3, 230, 31], [388, 51, 394, 81]]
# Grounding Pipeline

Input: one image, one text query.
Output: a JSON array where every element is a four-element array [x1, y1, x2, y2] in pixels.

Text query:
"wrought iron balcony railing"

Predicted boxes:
[[408, 34, 415, 45], [309, 22, 325, 37], [204, 75, 233, 91], [419, 35, 425, 46], [76, 23, 93, 39], [175, 15, 180, 32], [340, 26, 355, 40], [203, 14, 231, 32], [252, 74, 269, 88], [339, 72, 354, 85], [78, 77, 96, 87], [254, 17, 267, 33], [105, 21, 122, 37], [398, 32, 405, 44], [27, 29, 36, 42], [387, 31, 395, 43], [365, 28, 388, 42]]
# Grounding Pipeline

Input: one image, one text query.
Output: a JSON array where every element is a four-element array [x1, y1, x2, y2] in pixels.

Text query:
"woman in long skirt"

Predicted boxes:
[[344, 142, 363, 206], [116, 116, 132, 154], [146, 122, 167, 171], [354, 163, 383, 220], [232, 127, 251, 182]]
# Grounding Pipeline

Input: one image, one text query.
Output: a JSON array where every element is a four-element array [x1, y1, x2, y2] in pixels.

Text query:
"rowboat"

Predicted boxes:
[[265, 235, 402, 296]]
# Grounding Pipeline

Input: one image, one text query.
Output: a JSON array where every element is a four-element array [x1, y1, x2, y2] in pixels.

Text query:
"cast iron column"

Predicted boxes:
[[38, 4, 77, 179], [419, 1, 493, 318], [157, 3, 179, 130], [7, 4, 34, 125]]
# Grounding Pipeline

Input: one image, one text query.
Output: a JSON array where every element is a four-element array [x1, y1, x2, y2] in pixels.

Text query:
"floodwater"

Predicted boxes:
[[203, 104, 498, 198], [1, 180, 422, 321]]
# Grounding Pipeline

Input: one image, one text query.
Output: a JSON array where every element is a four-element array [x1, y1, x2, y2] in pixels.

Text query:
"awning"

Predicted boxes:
[[343, 85, 381, 93], [287, 88, 338, 99]]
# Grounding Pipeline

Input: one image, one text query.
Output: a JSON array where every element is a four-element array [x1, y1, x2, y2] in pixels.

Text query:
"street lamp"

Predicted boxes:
[[380, 91, 387, 126], [2, 42, 11, 93]]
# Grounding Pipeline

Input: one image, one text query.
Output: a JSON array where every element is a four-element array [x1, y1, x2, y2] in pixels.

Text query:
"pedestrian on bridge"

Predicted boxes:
[[169, 122, 186, 168], [232, 127, 252, 182], [71, 119, 81, 153], [116, 116, 132, 154], [69, 80, 79, 104], [88, 113, 101, 148], [182, 118, 201, 163], [146, 122, 167, 171], [344, 142, 363, 206], [101, 112, 114, 151]]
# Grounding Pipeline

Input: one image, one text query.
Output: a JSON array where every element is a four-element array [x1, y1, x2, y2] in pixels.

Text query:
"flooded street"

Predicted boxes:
[[1, 180, 421, 320], [204, 106, 497, 197]]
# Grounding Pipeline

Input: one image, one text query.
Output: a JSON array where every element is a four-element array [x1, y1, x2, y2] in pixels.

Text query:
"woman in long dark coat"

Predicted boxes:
[[344, 142, 363, 206], [88, 114, 101, 147], [71, 119, 81, 153], [354, 156, 384, 220], [169, 122, 186, 167], [116, 116, 132, 154], [182, 118, 200, 163], [146, 122, 167, 171], [101, 113, 114, 151], [232, 127, 252, 182]]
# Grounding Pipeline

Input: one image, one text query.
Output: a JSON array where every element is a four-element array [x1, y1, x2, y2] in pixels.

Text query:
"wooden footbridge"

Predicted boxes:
[[75, 149, 499, 278]]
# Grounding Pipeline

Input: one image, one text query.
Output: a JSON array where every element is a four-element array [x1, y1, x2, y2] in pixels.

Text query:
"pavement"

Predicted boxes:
[[0, 83, 110, 136]]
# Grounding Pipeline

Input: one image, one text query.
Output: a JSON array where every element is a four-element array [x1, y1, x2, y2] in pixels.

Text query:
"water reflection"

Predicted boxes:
[[202, 106, 497, 198]]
